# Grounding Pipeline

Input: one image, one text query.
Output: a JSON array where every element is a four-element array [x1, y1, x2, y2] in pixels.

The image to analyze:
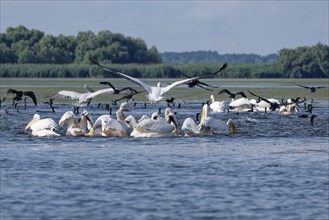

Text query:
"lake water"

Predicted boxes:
[[0, 84, 328, 219]]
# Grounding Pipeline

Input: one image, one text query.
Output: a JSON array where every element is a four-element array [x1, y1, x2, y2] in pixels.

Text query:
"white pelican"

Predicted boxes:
[[25, 114, 60, 137], [50, 87, 115, 108], [89, 56, 199, 103], [87, 115, 127, 137], [181, 104, 237, 137], [209, 95, 225, 112], [58, 111, 93, 136], [229, 97, 252, 112], [124, 108, 179, 138], [279, 99, 299, 115]]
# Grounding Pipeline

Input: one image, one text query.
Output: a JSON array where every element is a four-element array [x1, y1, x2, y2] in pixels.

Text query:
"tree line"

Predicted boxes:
[[0, 25, 328, 78]]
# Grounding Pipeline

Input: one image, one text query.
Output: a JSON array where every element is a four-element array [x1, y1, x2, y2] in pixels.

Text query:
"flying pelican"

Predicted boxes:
[[293, 82, 326, 93], [86, 115, 128, 137], [124, 108, 179, 137], [209, 95, 225, 112], [89, 56, 199, 103], [2, 89, 37, 109], [50, 87, 115, 110], [181, 104, 237, 137], [25, 114, 60, 137]]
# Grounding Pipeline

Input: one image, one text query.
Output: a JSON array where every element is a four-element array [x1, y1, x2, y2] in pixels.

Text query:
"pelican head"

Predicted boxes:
[[157, 82, 161, 87], [25, 114, 40, 130]]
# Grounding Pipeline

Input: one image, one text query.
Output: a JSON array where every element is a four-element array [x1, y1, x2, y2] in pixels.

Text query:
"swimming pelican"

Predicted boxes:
[[89, 56, 199, 103], [279, 99, 299, 115], [209, 95, 225, 112], [293, 82, 326, 93], [2, 89, 37, 109], [248, 90, 281, 112], [50, 87, 115, 109], [25, 114, 60, 137], [59, 111, 86, 136], [181, 104, 237, 136], [87, 115, 127, 137], [124, 108, 179, 138], [229, 97, 252, 112]]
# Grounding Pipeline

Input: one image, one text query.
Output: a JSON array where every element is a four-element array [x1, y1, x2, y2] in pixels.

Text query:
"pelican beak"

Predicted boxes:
[[25, 118, 36, 130], [85, 128, 94, 136], [227, 119, 237, 134]]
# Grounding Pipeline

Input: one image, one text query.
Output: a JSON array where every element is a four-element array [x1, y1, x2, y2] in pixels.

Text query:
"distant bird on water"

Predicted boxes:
[[2, 89, 37, 109], [293, 82, 326, 93], [89, 55, 199, 103]]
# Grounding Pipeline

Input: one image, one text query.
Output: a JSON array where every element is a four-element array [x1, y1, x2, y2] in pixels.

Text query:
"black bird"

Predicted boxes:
[[218, 89, 247, 99], [99, 81, 139, 95], [179, 63, 228, 91], [112, 90, 144, 104], [293, 82, 326, 93], [165, 97, 175, 107], [298, 114, 317, 126], [2, 89, 37, 108]]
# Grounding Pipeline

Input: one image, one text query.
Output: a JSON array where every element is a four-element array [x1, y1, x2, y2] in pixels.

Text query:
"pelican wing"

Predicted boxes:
[[229, 98, 249, 107], [52, 90, 83, 101], [161, 77, 199, 94], [87, 88, 115, 99], [135, 119, 175, 134], [181, 117, 199, 133], [31, 118, 58, 131], [89, 56, 152, 93], [203, 117, 227, 133]]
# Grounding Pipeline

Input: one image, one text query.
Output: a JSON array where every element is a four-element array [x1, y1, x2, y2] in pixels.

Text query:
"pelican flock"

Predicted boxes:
[[2, 61, 324, 138]]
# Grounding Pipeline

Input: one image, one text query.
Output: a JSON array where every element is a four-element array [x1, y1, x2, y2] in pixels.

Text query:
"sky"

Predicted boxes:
[[1, 0, 328, 55]]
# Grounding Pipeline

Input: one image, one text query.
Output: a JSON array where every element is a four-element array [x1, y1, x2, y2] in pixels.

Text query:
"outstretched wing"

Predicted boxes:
[[293, 82, 310, 89], [23, 91, 37, 105], [89, 56, 152, 93], [218, 89, 233, 96], [51, 90, 83, 101], [99, 81, 118, 91], [87, 88, 115, 99], [2, 89, 19, 102], [161, 77, 200, 94], [200, 63, 228, 78], [236, 91, 247, 98], [247, 89, 272, 104]]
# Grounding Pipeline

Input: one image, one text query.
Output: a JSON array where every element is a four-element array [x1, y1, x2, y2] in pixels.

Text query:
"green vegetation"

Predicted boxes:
[[0, 25, 328, 78]]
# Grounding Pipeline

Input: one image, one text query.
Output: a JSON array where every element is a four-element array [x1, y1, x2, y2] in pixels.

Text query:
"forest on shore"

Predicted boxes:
[[0, 25, 328, 78]]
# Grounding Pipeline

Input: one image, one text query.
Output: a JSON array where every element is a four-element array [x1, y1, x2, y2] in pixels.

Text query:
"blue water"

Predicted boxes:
[[1, 100, 328, 220]]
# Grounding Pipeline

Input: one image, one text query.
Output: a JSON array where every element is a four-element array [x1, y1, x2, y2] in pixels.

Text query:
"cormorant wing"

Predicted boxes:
[[23, 91, 37, 105], [293, 82, 311, 89], [247, 90, 272, 104], [218, 89, 233, 96]]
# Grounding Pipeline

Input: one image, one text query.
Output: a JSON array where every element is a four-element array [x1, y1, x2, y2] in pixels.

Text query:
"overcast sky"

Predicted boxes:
[[1, 1, 328, 55]]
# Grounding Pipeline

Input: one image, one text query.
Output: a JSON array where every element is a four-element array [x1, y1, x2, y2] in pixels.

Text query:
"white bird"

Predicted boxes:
[[124, 108, 179, 138], [279, 99, 299, 115], [229, 97, 252, 112], [181, 104, 237, 137], [87, 115, 127, 137], [209, 95, 225, 112], [89, 56, 199, 103], [58, 111, 93, 136], [25, 114, 60, 137], [50, 87, 115, 107]]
